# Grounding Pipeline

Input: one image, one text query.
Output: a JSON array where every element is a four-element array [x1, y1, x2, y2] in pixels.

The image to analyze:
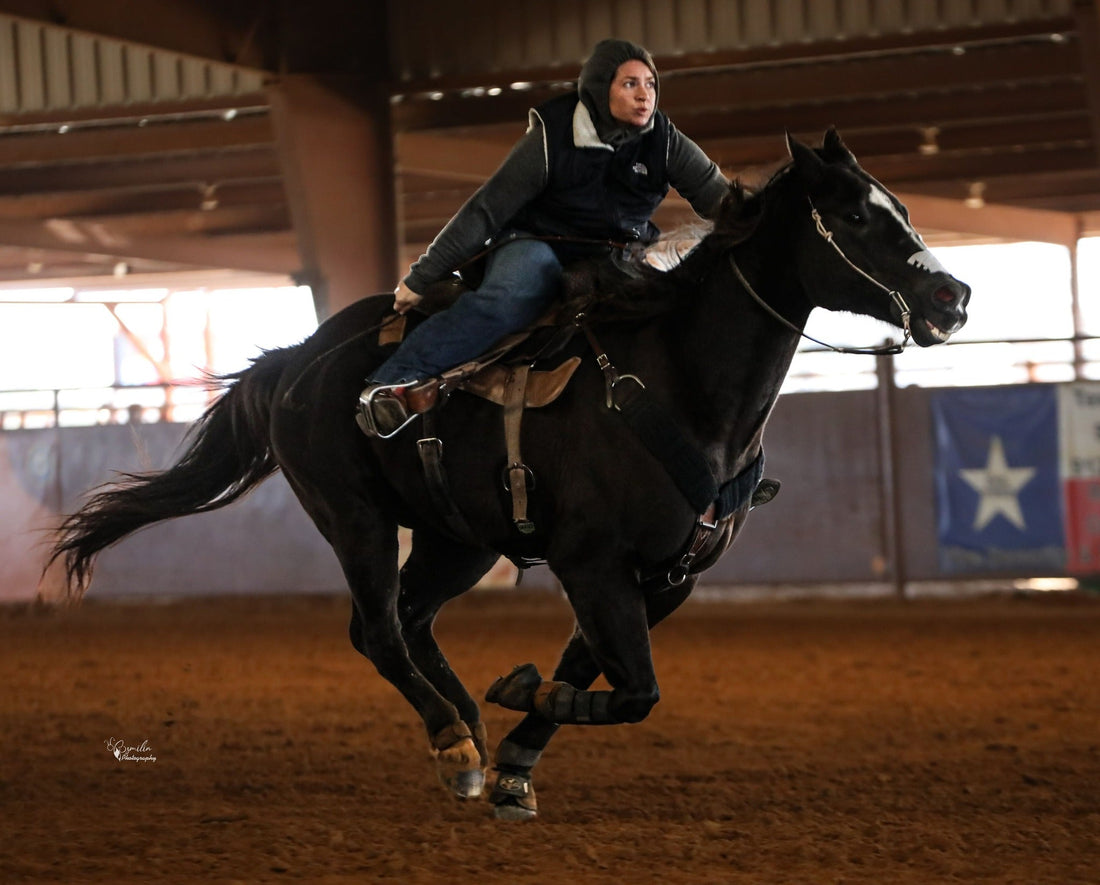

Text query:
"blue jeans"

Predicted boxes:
[[370, 236, 563, 385]]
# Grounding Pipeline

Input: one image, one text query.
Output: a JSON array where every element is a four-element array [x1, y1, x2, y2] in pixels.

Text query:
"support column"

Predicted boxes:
[[269, 75, 399, 319], [1070, 217, 1086, 380], [875, 350, 906, 599]]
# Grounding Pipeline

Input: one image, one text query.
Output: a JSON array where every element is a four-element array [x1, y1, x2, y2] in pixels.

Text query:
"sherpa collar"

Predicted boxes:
[[526, 100, 627, 155]]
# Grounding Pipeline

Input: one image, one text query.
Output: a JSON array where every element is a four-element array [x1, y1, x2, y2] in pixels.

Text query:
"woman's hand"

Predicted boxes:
[[393, 281, 423, 315]]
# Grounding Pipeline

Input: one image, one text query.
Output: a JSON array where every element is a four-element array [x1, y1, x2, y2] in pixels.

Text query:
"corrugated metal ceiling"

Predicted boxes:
[[0, 13, 264, 115], [390, 0, 1073, 84]]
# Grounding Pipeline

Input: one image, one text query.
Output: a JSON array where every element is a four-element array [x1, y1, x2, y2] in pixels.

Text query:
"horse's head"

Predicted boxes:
[[785, 129, 970, 347]]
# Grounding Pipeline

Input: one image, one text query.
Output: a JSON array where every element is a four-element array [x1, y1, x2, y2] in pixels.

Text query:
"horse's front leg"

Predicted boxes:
[[486, 569, 696, 819], [334, 513, 484, 804], [397, 527, 501, 799]]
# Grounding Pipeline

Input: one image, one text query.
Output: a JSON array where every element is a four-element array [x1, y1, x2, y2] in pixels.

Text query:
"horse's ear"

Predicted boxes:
[[787, 131, 825, 185], [821, 128, 857, 166]]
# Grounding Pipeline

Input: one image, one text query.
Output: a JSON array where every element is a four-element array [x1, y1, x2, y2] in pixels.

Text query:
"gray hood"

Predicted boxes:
[[577, 39, 659, 146]]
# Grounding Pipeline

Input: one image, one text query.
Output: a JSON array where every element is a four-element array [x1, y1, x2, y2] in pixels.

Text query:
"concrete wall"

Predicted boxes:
[[712, 385, 945, 586], [0, 384, 1008, 602], [2, 422, 346, 602]]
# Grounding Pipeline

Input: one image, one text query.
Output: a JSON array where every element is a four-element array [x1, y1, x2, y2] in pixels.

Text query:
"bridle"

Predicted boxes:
[[728, 197, 913, 356]]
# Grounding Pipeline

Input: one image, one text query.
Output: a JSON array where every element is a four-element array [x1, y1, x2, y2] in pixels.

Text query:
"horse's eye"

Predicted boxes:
[[845, 212, 866, 226]]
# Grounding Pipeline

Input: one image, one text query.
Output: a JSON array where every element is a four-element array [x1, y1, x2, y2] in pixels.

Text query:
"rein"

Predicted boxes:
[[278, 311, 404, 410], [454, 233, 634, 276], [728, 199, 912, 357]]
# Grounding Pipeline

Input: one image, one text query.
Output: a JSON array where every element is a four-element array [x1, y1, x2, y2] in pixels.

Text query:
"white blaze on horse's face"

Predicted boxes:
[[867, 185, 948, 274], [906, 249, 948, 274]]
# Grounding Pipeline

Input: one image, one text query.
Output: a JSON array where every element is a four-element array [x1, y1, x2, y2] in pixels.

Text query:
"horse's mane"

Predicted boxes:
[[562, 175, 775, 323]]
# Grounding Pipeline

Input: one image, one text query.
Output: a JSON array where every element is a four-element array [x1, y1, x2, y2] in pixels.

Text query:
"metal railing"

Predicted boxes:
[[0, 382, 218, 430], [4, 335, 1099, 430]]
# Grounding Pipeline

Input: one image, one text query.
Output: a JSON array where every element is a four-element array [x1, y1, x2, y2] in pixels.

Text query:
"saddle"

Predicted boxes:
[[379, 275, 593, 542], [380, 274, 594, 408], [384, 250, 659, 406]]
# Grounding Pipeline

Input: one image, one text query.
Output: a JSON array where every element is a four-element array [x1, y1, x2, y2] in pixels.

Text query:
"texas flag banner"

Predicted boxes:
[[1059, 383, 1100, 573], [932, 385, 1065, 574]]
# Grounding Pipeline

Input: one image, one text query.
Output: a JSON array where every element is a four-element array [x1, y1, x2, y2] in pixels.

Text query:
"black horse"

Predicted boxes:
[[46, 131, 969, 820]]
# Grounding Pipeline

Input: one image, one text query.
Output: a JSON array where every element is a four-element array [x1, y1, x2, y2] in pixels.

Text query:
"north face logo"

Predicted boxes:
[[632, 162, 648, 175]]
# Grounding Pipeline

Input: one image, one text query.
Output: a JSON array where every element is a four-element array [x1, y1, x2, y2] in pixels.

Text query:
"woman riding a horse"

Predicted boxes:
[[359, 38, 730, 436]]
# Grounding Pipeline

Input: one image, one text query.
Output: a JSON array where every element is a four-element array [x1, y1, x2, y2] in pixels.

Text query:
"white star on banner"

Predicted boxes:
[[959, 435, 1037, 531]]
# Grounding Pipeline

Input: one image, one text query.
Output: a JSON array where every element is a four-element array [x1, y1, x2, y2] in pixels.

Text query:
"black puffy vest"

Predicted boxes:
[[510, 93, 671, 251]]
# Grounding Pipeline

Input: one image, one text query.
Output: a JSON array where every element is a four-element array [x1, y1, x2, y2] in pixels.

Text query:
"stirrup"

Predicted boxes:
[[357, 382, 417, 439]]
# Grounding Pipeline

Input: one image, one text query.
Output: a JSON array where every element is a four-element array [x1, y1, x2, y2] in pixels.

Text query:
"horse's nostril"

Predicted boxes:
[[933, 286, 957, 305]]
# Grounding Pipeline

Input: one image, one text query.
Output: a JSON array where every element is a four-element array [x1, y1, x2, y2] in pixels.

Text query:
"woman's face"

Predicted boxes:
[[608, 59, 656, 127]]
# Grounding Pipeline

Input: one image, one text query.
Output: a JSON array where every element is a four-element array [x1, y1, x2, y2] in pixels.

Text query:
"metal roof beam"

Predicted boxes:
[[0, 213, 298, 273], [896, 192, 1081, 247], [673, 82, 1088, 141], [0, 94, 268, 129], [0, 145, 281, 195], [861, 145, 1098, 184], [0, 179, 286, 220], [396, 132, 512, 182], [0, 113, 274, 167]]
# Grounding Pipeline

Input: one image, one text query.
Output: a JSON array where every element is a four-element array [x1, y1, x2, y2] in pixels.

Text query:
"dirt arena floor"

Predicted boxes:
[[2, 589, 1099, 884]]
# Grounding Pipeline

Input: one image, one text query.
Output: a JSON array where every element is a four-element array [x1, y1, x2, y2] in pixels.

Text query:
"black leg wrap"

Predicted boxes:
[[533, 682, 615, 724], [494, 738, 543, 771], [488, 666, 617, 724], [488, 741, 540, 820]]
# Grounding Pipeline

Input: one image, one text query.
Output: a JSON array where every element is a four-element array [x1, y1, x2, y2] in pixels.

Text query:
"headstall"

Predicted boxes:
[[728, 198, 913, 357]]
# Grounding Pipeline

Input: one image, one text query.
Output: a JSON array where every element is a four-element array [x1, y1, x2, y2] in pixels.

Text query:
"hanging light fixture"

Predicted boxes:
[[918, 126, 940, 156], [200, 184, 219, 211], [964, 181, 986, 210]]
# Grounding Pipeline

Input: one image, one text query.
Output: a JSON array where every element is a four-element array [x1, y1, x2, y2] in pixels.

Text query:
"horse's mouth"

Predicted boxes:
[[914, 311, 967, 346], [924, 319, 953, 343]]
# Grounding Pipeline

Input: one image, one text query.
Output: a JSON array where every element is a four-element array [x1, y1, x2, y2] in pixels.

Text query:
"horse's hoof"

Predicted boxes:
[[444, 766, 486, 800], [433, 736, 483, 799], [492, 800, 538, 821], [485, 662, 542, 711], [488, 768, 537, 821]]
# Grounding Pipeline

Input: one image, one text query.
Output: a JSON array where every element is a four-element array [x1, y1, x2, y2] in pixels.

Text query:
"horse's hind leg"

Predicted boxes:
[[398, 527, 500, 797], [487, 578, 695, 820], [489, 561, 663, 723], [487, 624, 598, 819]]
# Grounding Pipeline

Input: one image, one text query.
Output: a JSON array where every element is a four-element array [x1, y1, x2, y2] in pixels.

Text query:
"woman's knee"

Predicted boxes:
[[475, 241, 562, 323]]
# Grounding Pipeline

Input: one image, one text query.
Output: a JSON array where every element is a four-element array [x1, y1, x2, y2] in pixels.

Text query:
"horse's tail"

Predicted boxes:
[[44, 346, 295, 602]]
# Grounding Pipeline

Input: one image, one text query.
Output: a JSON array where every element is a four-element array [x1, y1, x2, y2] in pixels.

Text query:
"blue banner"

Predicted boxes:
[[932, 385, 1064, 573]]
